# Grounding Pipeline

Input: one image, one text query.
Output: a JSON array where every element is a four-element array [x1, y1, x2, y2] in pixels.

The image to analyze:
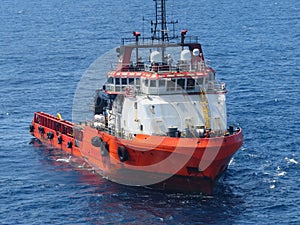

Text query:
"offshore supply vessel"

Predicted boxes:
[[29, 0, 243, 194]]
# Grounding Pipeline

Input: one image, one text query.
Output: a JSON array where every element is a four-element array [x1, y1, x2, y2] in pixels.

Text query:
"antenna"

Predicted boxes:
[[151, 0, 178, 41], [142, 16, 145, 38]]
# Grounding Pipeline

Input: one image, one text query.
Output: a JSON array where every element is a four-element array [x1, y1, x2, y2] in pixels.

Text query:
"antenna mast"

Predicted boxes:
[[151, 0, 177, 42]]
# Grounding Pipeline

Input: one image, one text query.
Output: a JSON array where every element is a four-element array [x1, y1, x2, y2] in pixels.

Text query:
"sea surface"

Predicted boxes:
[[0, 0, 299, 224]]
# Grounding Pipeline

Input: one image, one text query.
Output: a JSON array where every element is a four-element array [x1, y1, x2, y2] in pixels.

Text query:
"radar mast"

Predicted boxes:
[[151, 0, 177, 42]]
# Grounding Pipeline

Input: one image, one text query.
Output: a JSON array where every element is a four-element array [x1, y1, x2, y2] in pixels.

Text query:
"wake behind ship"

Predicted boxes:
[[29, 0, 243, 194]]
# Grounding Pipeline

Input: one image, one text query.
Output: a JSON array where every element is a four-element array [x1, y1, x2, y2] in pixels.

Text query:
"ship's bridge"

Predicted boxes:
[[139, 71, 209, 95], [104, 69, 218, 95], [103, 35, 225, 96]]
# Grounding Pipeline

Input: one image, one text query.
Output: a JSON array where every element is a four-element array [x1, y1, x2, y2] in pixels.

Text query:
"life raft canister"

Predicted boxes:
[[100, 141, 109, 156], [118, 146, 129, 162]]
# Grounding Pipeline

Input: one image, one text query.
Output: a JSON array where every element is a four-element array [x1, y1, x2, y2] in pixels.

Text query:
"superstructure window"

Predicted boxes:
[[196, 78, 204, 85], [159, 79, 165, 87], [115, 78, 120, 85], [136, 78, 140, 85], [187, 78, 195, 90], [209, 72, 215, 80], [150, 80, 157, 87], [167, 79, 175, 91], [177, 78, 185, 89], [128, 78, 134, 85], [143, 79, 149, 87], [121, 78, 127, 85], [108, 77, 113, 84]]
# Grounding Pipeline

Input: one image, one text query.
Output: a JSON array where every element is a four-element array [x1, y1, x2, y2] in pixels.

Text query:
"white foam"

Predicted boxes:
[[285, 157, 298, 164], [56, 156, 72, 163], [229, 157, 235, 166], [277, 171, 287, 176], [276, 166, 281, 171], [289, 159, 298, 164]]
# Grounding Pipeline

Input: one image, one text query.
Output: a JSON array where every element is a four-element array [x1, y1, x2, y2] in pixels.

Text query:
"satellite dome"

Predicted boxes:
[[180, 49, 191, 61], [150, 51, 161, 63], [192, 48, 200, 56]]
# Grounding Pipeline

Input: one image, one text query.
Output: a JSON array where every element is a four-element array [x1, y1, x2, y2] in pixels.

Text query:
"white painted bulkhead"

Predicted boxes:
[[118, 92, 227, 137], [207, 93, 227, 131]]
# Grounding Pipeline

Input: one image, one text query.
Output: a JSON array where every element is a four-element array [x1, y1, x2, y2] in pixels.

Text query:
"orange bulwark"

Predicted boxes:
[[30, 112, 82, 157]]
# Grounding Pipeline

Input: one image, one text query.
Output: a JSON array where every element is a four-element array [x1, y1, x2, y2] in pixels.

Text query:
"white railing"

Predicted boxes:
[[111, 61, 207, 73], [207, 80, 226, 92]]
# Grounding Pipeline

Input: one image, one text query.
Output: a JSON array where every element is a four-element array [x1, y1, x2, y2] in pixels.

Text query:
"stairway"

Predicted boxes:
[[200, 90, 211, 129]]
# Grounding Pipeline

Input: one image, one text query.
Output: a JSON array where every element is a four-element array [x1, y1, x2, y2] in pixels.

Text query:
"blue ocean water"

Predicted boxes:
[[0, 0, 299, 224]]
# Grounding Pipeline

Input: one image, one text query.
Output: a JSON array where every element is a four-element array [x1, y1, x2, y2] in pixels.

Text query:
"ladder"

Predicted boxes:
[[152, 0, 168, 41], [200, 89, 211, 129]]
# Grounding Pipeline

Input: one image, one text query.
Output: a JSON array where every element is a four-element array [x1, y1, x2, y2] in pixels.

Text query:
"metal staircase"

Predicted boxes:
[[200, 90, 211, 129]]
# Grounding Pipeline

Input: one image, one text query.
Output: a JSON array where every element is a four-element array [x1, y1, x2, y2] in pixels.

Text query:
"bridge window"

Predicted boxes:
[[187, 78, 195, 90], [115, 78, 120, 85], [197, 78, 204, 86], [121, 78, 127, 85], [150, 80, 157, 87], [143, 79, 149, 87], [177, 78, 185, 90], [128, 78, 134, 85], [108, 77, 113, 84], [167, 79, 175, 91], [159, 79, 165, 87], [136, 78, 140, 85]]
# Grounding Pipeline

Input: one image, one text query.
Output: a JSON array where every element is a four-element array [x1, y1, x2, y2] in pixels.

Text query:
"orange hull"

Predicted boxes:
[[30, 112, 243, 194]]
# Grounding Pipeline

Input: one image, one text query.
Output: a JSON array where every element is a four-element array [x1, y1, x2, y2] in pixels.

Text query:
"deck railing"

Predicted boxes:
[[121, 36, 200, 46], [111, 61, 206, 73]]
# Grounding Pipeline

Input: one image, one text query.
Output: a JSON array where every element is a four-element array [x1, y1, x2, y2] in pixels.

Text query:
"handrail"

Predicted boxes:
[[111, 61, 207, 73], [121, 36, 200, 46]]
